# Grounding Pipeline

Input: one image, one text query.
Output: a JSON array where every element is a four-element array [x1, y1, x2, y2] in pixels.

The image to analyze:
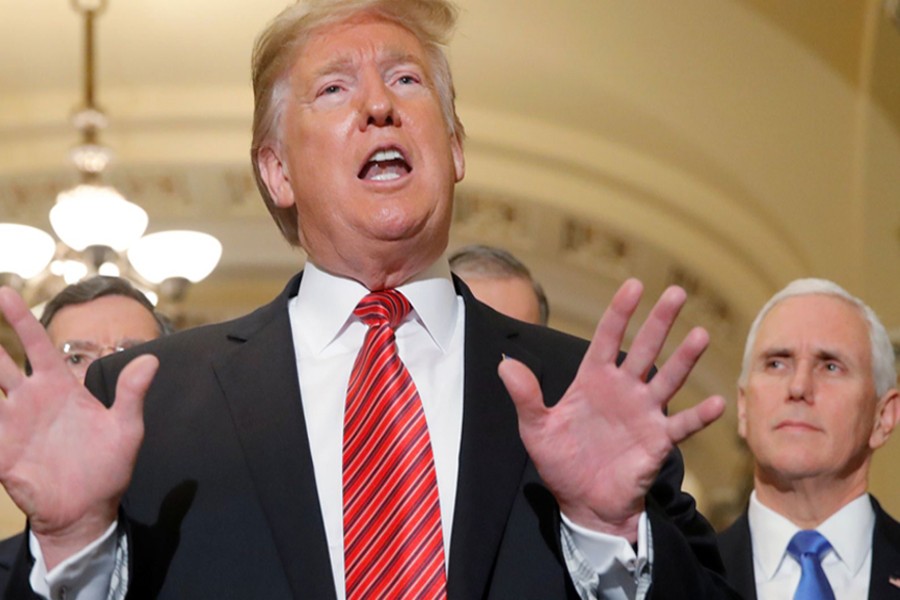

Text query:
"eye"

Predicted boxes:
[[65, 353, 88, 366], [314, 80, 348, 99], [765, 359, 784, 369], [397, 75, 418, 85], [824, 362, 841, 372]]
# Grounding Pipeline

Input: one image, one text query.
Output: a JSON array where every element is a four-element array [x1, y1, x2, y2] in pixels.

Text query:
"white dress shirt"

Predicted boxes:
[[748, 490, 874, 599], [291, 260, 465, 599]]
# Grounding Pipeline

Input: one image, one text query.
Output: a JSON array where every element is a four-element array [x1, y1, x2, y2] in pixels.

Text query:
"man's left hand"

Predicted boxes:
[[498, 278, 725, 542]]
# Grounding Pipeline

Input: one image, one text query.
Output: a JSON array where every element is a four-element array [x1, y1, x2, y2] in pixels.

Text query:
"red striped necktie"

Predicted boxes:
[[343, 290, 447, 599]]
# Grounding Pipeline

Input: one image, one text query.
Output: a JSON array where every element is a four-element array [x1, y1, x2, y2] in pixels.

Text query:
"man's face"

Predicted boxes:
[[738, 294, 891, 486], [463, 276, 542, 325], [46, 295, 161, 383], [259, 15, 464, 286]]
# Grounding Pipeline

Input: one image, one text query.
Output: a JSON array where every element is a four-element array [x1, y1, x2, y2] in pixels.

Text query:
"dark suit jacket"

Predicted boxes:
[[2, 273, 735, 599], [718, 495, 900, 599]]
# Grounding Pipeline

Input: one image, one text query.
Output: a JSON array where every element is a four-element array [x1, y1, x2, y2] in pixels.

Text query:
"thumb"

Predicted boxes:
[[498, 357, 545, 423], [111, 354, 159, 429]]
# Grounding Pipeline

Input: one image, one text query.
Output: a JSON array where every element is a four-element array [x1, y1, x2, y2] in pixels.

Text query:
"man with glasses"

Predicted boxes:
[[30, 276, 171, 382]]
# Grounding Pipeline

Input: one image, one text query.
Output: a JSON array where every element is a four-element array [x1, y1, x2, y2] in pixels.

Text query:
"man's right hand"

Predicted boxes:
[[0, 286, 157, 569]]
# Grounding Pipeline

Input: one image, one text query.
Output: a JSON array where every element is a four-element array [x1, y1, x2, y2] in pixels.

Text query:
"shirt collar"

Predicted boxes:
[[817, 493, 874, 576], [294, 258, 459, 354], [748, 491, 874, 580]]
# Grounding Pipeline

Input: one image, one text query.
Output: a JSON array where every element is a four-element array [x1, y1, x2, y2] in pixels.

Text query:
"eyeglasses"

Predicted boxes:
[[59, 339, 148, 377]]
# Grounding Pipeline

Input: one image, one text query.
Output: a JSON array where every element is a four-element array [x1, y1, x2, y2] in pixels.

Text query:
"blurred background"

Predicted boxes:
[[1, 0, 899, 535]]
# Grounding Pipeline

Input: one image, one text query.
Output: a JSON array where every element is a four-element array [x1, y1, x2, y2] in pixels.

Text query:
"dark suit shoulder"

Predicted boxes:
[[716, 509, 760, 600], [85, 272, 300, 401], [869, 495, 900, 599], [717, 510, 751, 553], [0, 532, 41, 600], [0, 532, 23, 573], [871, 495, 900, 542]]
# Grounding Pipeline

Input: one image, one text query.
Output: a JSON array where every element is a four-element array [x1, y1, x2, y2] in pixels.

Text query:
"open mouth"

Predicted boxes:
[[358, 147, 411, 181]]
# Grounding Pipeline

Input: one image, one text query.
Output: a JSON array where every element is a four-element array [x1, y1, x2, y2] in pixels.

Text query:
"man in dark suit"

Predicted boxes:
[[718, 278, 900, 599], [0, 1, 736, 598]]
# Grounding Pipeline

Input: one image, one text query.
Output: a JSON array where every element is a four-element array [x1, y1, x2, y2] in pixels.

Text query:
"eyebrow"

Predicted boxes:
[[60, 338, 148, 349], [59, 340, 100, 350], [814, 348, 846, 363], [312, 55, 356, 80], [311, 48, 428, 80], [759, 347, 792, 360], [759, 346, 848, 363], [379, 48, 427, 70]]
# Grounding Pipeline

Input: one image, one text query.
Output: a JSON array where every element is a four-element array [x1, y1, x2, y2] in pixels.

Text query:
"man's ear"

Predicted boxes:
[[257, 145, 295, 209], [450, 132, 465, 183], [870, 388, 899, 449], [737, 386, 748, 439]]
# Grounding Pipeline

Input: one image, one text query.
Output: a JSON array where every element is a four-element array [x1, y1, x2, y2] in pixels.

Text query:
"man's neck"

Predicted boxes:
[[305, 241, 446, 291], [753, 471, 869, 529]]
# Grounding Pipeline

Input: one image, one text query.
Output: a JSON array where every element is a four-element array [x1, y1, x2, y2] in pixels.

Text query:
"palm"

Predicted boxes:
[[0, 287, 156, 546], [499, 279, 725, 539]]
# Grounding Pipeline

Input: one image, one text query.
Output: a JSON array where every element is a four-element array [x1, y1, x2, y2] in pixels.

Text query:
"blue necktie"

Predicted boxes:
[[787, 530, 835, 600]]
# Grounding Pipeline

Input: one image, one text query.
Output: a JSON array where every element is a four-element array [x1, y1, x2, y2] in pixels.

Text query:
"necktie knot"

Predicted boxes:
[[354, 290, 411, 329], [787, 530, 835, 600], [788, 530, 832, 562]]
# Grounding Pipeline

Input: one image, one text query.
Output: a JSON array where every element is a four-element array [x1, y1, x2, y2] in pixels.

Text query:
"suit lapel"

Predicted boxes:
[[868, 497, 900, 600], [719, 510, 758, 600], [447, 281, 538, 599], [213, 273, 337, 599]]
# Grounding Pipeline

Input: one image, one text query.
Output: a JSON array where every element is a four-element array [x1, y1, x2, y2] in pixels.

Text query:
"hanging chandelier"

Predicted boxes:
[[0, 0, 221, 306]]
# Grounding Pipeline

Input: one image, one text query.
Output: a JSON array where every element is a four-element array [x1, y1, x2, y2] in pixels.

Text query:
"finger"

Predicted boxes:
[[0, 344, 25, 396], [648, 326, 710, 403], [498, 357, 546, 424], [580, 279, 644, 369], [620, 285, 686, 379], [666, 395, 726, 444], [110, 354, 158, 434], [0, 287, 60, 373]]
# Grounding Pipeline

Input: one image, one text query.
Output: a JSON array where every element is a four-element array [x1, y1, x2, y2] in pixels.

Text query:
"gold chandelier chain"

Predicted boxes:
[[70, 0, 108, 16]]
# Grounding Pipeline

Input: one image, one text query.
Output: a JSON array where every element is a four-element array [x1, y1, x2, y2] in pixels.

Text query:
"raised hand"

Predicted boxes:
[[0, 287, 157, 568], [498, 279, 725, 541]]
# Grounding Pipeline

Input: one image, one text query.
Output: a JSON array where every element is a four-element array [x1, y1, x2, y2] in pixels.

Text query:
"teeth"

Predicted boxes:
[[369, 149, 403, 162], [370, 172, 401, 181]]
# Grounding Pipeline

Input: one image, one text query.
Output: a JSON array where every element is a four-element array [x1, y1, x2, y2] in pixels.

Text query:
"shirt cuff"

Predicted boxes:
[[29, 520, 118, 600], [560, 511, 652, 600]]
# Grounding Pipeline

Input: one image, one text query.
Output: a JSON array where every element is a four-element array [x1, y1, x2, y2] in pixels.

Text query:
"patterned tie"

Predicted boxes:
[[787, 530, 835, 600], [343, 290, 447, 599]]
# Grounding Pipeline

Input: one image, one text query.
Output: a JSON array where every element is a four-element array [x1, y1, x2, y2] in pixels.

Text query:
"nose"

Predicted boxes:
[[787, 362, 813, 402], [358, 71, 399, 130]]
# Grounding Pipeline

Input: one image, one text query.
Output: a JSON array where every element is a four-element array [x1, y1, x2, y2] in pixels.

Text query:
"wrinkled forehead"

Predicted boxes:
[[755, 294, 871, 357], [46, 296, 160, 345]]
